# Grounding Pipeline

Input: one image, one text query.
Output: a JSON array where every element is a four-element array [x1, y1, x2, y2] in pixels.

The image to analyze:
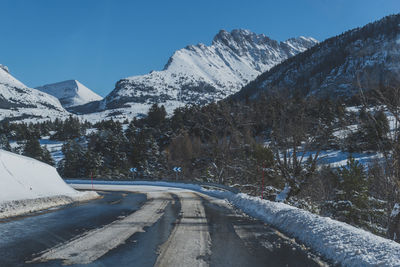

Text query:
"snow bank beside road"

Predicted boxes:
[[229, 193, 400, 266], [69, 180, 400, 266], [0, 150, 98, 219]]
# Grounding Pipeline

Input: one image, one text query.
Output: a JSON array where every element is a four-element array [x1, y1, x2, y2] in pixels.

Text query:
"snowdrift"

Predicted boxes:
[[0, 150, 98, 218], [229, 194, 400, 267]]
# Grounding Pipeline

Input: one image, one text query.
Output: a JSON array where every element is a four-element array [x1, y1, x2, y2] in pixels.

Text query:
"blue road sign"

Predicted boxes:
[[173, 167, 182, 172], [130, 167, 137, 173]]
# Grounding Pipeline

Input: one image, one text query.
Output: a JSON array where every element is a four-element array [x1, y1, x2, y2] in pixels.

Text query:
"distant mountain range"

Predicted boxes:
[[36, 80, 102, 109], [234, 14, 400, 101], [0, 64, 69, 122], [2, 14, 400, 123], [69, 29, 317, 119]]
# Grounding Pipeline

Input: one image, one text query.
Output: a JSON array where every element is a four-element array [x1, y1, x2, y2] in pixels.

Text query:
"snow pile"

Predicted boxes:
[[66, 179, 236, 195], [229, 194, 400, 266], [69, 180, 400, 266], [0, 150, 98, 219]]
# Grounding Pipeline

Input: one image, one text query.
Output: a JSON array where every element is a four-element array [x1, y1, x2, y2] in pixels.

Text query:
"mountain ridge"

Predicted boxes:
[[36, 80, 103, 109], [233, 14, 400, 101], [0, 65, 69, 122], [71, 29, 317, 119]]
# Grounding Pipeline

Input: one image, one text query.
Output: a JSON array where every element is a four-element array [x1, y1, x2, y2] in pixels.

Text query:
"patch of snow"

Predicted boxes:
[[275, 183, 291, 202], [0, 150, 98, 219], [39, 139, 65, 164], [280, 148, 383, 169], [391, 203, 400, 218]]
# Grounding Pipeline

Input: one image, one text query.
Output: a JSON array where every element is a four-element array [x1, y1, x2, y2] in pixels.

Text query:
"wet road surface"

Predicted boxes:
[[0, 185, 328, 266]]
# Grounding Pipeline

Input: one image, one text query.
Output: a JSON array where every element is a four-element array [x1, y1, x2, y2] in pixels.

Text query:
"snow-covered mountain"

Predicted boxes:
[[234, 14, 400, 101], [72, 29, 317, 118], [36, 80, 103, 109], [0, 65, 69, 122]]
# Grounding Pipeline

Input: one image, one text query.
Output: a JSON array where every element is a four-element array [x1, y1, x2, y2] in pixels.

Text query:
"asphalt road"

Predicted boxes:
[[0, 185, 329, 267]]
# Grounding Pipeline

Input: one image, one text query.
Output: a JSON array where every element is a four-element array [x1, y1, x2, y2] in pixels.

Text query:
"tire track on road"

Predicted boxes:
[[31, 192, 172, 265], [155, 192, 211, 267]]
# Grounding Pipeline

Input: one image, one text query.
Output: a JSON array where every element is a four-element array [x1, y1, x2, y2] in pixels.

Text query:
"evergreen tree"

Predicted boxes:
[[0, 134, 11, 151], [147, 104, 167, 127], [125, 120, 137, 141], [333, 156, 369, 226], [59, 140, 86, 178], [52, 115, 84, 140], [42, 146, 55, 166], [83, 150, 103, 177], [23, 137, 43, 160], [22, 137, 55, 165], [351, 109, 390, 151]]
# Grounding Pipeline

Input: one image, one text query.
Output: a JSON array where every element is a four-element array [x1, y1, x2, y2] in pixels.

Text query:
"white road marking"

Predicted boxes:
[[31, 192, 171, 265], [155, 192, 211, 267]]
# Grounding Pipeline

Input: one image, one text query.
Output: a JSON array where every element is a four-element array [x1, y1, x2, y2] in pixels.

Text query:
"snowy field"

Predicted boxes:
[[40, 137, 65, 164], [0, 150, 98, 219], [304, 150, 383, 168]]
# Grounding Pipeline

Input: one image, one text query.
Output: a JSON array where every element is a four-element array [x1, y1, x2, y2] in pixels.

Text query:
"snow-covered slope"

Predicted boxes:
[[72, 29, 317, 119], [36, 80, 103, 109], [235, 14, 400, 101], [0, 150, 98, 218], [0, 65, 70, 122]]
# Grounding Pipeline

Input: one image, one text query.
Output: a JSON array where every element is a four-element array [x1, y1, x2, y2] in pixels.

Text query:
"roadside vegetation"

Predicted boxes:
[[1, 86, 400, 241]]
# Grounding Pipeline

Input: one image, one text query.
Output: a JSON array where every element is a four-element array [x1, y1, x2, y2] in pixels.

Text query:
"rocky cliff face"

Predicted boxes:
[[234, 15, 400, 101], [72, 29, 317, 118]]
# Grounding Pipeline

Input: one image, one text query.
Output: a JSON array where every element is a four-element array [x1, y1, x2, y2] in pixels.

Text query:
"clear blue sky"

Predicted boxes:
[[0, 0, 399, 96]]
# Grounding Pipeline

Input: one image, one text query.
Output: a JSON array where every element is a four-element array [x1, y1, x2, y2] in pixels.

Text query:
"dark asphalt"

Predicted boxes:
[[0, 191, 146, 267], [0, 190, 328, 267]]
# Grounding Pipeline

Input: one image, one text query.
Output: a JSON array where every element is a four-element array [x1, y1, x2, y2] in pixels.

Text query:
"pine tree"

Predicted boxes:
[[42, 146, 55, 166], [354, 109, 390, 151], [125, 120, 136, 141], [333, 156, 369, 226], [53, 115, 84, 140], [23, 137, 43, 160], [59, 140, 86, 178], [0, 134, 11, 151], [83, 150, 103, 177], [147, 104, 167, 127]]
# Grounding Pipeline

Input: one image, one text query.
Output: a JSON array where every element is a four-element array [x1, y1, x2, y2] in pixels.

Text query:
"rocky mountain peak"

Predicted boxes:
[[36, 80, 103, 109], [0, 64, 9, 73], [212, 29, 274, 47], [71, 29, 318, 120]]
